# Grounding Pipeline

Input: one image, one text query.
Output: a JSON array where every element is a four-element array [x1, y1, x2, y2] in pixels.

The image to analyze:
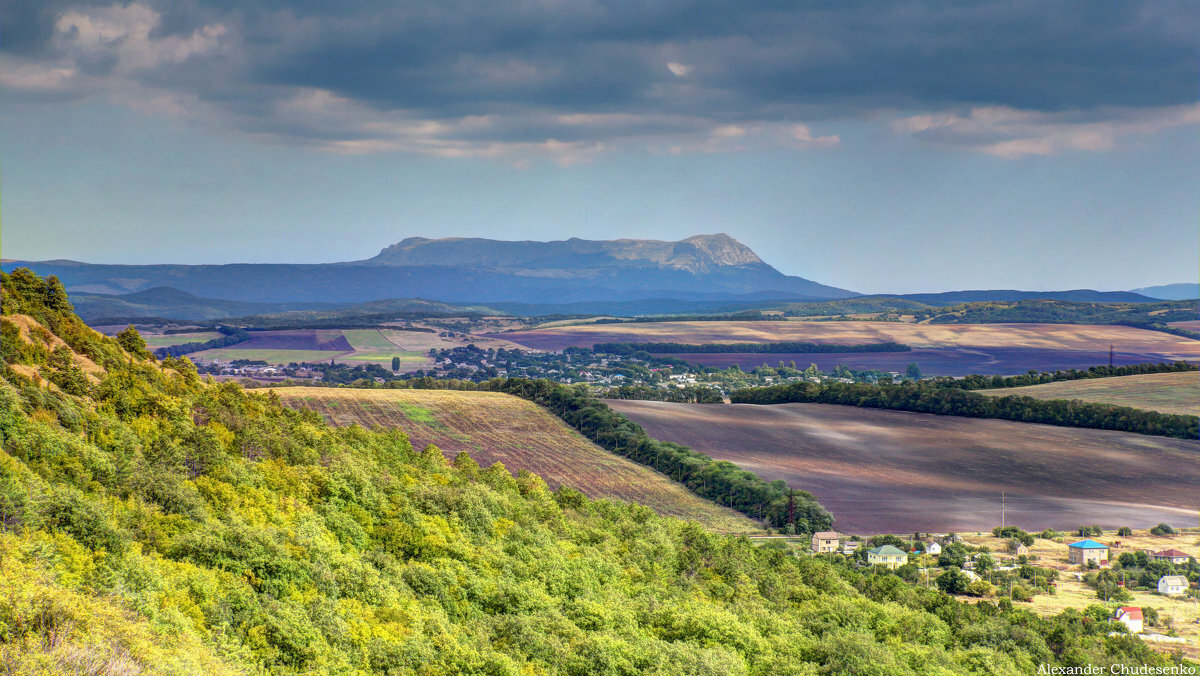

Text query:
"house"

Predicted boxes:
[[1067, 539, 1109, 566], [867, 545, 908, 569], [1158, 575, 1188, 596], [811, 531, 841, 553], [1152, 549, 1191, 565], [925, 542, 942, 556], [1114, 607, 1143, 634], [842, 541, 860, 555], [1013, 544, 1030, 558]]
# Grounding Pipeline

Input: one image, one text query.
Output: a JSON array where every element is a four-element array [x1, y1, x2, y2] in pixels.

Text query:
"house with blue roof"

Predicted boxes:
[[1067, 539, 1108, 566]]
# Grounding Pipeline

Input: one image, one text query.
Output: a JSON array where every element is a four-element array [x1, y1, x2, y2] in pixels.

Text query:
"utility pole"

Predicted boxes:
[[1001, 491, 1006, 530], [1109, 344, 1114, 368]]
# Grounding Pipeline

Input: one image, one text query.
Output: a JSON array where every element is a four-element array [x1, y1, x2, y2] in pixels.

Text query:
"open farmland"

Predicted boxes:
[[187, 327, 524, 368], [606, 399, 1200, 534], [977, 371, 1200, 417], [494, 320, 1200, 376], [269, 387, 758, 532], [138, 331, 225, 348]]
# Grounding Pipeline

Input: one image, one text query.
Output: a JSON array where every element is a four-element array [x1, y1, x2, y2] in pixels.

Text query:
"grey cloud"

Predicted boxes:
[[3, 0, 1197, 155]]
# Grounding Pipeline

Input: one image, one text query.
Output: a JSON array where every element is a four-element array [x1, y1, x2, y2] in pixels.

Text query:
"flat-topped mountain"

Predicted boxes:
[[2, 234, 856, 307], [366, 234, 765, 272]]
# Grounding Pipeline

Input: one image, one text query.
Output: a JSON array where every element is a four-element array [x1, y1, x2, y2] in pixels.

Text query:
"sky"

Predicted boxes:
[[2, 0, 1197, 294]]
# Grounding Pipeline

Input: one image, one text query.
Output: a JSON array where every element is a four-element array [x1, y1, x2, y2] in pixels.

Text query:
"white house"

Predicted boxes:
[[925, 542, 942, 556], [1114, 607, 1143, 634], [1158, 575, 1188, 596]]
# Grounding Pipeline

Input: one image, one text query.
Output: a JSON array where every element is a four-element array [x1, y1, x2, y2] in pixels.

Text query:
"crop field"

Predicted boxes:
[[1170, 320, 1200, 331], [269, 387, 759, 532], [138, 331, 225, 348], [977, 371, 1200, 416], [658, 347, 1196, 377], [959, 530, 1200, 658], [606, 399, 1200, 534], [494, 320, 1200, 376], [185, 327, 521, 368], [189, 348, 348, 364]]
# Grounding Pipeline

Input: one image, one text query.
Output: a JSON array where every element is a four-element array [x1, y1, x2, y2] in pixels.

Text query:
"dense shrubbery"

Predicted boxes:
[[1, 268, 1193, 674], [595, 341, 911, 354], [730, 380, 1199, 439]]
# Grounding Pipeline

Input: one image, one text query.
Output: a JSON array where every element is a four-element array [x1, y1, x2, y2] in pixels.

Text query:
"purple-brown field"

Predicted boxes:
[[494, 320, 1200, 376], [227, 330, 354, 351], [607, 399, 1200, 534]]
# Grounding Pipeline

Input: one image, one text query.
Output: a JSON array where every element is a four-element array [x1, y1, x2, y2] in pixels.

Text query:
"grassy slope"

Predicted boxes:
[[269, 387, 758, 532], [2, 268, 1190, 674], [976, 371, 1200, 417]]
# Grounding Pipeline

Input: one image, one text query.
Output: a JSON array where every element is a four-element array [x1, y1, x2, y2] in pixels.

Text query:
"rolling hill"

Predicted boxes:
[[268, 387, 757, 532], [976, 370, 1200, 417], [607, 399, 1200, 534]]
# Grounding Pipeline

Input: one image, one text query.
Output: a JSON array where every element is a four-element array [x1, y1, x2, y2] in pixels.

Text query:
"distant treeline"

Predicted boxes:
[[156, 327, 250, 357], [301, 375, 831, 530], [943, 361, 1198, 391], [602, 384, 725, 404], [594, 341, 911, 354], [731, 379, 1199, 440]]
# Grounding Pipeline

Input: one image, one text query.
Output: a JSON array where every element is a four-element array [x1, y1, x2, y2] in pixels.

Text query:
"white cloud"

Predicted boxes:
[[666, 62, 691, 77], [894, 104, 1200, 158]]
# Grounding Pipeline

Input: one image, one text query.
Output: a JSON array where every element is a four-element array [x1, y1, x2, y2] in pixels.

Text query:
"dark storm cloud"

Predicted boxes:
[[4, 0, 1197, 153]]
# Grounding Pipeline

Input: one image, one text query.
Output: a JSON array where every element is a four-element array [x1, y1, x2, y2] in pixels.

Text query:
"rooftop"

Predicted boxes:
[[1154, 549, 1189, 558], [1068, 539, 1108, 549], [868, 545, 907, 557]]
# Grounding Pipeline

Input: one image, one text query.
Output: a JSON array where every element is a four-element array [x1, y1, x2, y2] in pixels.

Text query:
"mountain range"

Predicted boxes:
[[2, 234, 854, 305], [3, 234, 1184, 321]]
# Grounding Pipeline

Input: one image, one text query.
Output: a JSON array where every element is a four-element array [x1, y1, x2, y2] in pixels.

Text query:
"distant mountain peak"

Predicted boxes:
[[366, 234, 763, 271]]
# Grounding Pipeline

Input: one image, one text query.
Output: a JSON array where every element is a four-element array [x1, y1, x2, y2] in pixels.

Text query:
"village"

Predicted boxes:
[[756, 525, 1200, 658]]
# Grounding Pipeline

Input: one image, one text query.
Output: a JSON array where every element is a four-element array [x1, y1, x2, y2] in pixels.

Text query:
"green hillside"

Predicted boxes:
[[0, 267, 1189, 674]]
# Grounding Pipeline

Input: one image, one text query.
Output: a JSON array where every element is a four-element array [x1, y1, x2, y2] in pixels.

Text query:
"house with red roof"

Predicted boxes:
[[1114, 607, 1143, 634], [1152, 549, 1191, 565]]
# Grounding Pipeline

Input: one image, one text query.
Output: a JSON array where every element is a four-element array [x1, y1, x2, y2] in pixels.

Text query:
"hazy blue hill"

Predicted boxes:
[[1130, 283, 1200, 300], [892, 289, 1160, 306]]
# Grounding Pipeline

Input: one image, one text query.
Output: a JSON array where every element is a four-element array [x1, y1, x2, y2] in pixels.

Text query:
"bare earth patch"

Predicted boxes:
[[607, 399, 1200, 534]]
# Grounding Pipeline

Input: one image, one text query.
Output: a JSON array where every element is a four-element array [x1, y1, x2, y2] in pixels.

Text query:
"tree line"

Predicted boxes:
[[594, 340, 911, 354], [479, 378, 833, 532], [940, 361, 1197, 391], [155, 326, 250, 357], [731, 380, 1199, 439]]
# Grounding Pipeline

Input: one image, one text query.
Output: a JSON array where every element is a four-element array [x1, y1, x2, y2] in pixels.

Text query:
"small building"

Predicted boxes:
[[1158, 575, 1188, 596], [925, 542, 942, 556], [1067, 539, 1109, 566], [842, 541, 860, 555], [1013, 544, 1030, 558], [867, 545, 907, 569], [811, 531, 841, 553], [1152, 549, 1191, 565], [1114, 607, 1143, 634]]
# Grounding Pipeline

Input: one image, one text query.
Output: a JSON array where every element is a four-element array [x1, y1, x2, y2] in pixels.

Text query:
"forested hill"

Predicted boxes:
[[0, 267, 1187, 674]]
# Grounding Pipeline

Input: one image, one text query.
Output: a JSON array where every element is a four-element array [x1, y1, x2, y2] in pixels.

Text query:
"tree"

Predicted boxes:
[[936, 568, 970, 594], [1117, 526, 1133, 537], [1150, 523, 1177, 536], [116, 325, 154, 360], [905, 362, 922, 380], [391, 356, 401, 371]]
